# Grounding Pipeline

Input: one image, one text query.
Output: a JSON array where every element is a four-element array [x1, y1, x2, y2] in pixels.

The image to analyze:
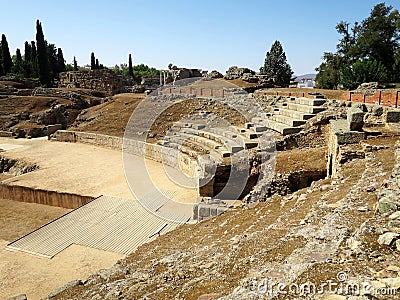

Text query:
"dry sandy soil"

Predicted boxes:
[[1, 137, 197, 203], [0, 198, 124, 300], [0, 136, 198, 300]]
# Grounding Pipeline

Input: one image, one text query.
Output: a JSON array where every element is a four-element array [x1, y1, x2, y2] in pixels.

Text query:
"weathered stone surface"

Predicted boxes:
[[389, 211, 400, 220], [347, 107, 365, 131], [378, 198, 398, 214], [48, 280, 83, 299], [207, 70, 223, 79], [59, 69, 134, 95], [6, 294, 27, 300], [377, 232, 399, 246], [385, 110, 400, 123], [224, 66, 255, 80]]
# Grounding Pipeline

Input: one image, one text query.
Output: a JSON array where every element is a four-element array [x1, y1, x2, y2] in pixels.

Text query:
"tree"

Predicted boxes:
[[95, 58, 99, 70], [12, 48, 23, 75], [315, 52, 342, 89], [339, 59, 389, 89], [57, 48, 66, 73], [128, 54, 134, 77], [260, 40, 293, 87], [36, 20, 51, 86], [316, 3, 400, 88], [73, 56, 78, 71], [356, 3, 400, 80], [47, 43, 57, 82], [30, 41, 38, 77], [1, 34, 13, 74], [90, 52, 96, 70]]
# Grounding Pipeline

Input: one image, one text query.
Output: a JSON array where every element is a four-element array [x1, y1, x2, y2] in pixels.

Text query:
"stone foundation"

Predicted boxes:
[[59, 69, 134, 95]]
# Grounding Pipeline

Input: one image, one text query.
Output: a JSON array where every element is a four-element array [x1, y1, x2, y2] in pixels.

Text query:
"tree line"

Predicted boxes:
[[316, 3, 400, 90], [0, 20, 159, 87], [0, 20, 67, 86]]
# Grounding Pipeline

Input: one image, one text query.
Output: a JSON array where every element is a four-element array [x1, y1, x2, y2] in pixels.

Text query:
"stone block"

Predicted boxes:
[[385, 110, 400, 123], [378, 198, 398, 214], [193, 203, 199, 220], [377, 232, 399, 246], [7, 295, 27, 300], [198, 204, 210, 219], [347, 108, 365, 131]]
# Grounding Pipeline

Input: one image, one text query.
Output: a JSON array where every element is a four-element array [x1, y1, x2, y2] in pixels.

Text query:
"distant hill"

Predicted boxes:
[[294, 73, 316, 80]]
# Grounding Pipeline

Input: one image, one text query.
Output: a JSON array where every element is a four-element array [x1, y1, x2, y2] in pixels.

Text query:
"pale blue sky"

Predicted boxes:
[[0, 0, 398, 75]]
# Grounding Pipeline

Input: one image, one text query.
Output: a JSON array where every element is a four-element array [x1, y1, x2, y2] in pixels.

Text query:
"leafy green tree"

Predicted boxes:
[[356, 3, 400, 80], [1, 34, 13, 74], [132, 64, 160, 82], [315, 52, 342, 89], [36, 20, 51, 86], [339, 59, 389, 89], [316, 3, 400, 89], [260, 40, 293, 87], [128, 54, 134, 77]]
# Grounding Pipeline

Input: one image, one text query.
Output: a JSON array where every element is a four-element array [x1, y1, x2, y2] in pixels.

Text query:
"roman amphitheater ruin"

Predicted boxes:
[[1, 74, 400, 299]]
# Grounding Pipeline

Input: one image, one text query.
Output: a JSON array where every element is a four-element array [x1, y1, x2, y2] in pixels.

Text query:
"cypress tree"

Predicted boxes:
[[36, 20, 51, 86], [128, 53, 134, 77], [1, 34, 13, 74], [90, 52, 96, 70], [47, 43, 57, 82], [57, 48, 66, 73], [95, 58, 99, 70], [13, 48, 23, 75], [30, 41, 38, 77], [73, 56, 78, 71], [24, 41, 31, 62], [23, 41, 32, 77]]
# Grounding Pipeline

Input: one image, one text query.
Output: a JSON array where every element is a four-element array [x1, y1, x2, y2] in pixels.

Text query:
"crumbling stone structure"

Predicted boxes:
[[59, 69, 134, 95]]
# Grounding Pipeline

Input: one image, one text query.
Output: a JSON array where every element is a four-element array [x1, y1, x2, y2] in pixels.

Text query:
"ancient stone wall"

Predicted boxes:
[[256, 90, 400, 108], [53, 130, 200, 178], [59, 69, 134, 95], [0, 183, 93, 209]]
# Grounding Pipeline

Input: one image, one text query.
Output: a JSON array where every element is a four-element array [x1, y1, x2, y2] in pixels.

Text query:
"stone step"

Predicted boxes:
[[208, 127, 258, 149], [178, 131, 225, 152], [283, 102, 326, 114], [289, 97, 326, 106], [264, 119, 303, 135], [268, 114, 306, 127], [274, 107, 315, 120], [198, 130, 244, 154], [231, 126, 261, 139], [164, 133, 225, 160]]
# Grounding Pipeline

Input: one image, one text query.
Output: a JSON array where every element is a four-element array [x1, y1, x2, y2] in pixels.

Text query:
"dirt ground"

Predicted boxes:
[[0, 198, 124, 300], [0, 136, 198, 299], [1, 137, 197, 203], [0, 240, 123, 300]]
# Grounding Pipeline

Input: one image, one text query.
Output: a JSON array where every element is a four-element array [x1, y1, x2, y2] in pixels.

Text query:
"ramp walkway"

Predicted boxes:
[[6, 195, 188, 258]]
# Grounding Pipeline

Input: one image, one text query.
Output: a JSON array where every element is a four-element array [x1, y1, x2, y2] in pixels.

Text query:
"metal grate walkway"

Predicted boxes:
[[6, 195, 190, 258]]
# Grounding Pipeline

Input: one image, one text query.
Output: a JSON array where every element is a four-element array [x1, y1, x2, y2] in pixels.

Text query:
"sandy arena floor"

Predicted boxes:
[[0, 137, 197, 299]]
